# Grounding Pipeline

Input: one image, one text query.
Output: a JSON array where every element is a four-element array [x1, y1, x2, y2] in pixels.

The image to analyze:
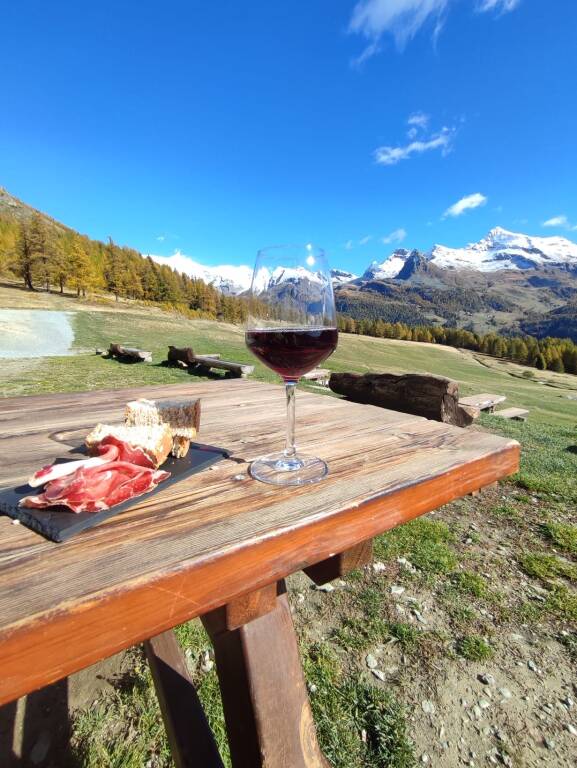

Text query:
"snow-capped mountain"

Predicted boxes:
[[362, 249, 411, 280], [150, 228, 577, 296], [427, 227, 577, 272], [358, 228, 577, 281], [148, 251, 269, 294], [331, 268, 358, 284], [149, 251, 354, 293]]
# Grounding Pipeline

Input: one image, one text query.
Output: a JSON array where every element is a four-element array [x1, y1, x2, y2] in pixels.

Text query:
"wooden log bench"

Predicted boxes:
[[459, 393, 506, 413], [165, 346, 254, 379], [301, 369, 331, 387], [494, 407, 529, 421], [329, 371, 479, 427], [107, 343, 152, 363]]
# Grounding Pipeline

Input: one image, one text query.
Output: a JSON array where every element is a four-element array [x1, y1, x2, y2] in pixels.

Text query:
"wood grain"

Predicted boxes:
[[304, 540, 373, 585], [0, 380, 519, 705], [144, 630, 224, 768], [202, 584, 329, 768], [329, 371, 477, 426]]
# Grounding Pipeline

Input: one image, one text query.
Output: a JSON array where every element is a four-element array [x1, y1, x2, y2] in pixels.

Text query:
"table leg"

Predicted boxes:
[[144, 630, 224, 768], [202, 582, 330, 768], [304, 539, 373, 585]]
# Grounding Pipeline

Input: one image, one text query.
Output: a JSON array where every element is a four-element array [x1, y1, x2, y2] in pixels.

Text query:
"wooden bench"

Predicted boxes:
[[494, 407, 529, 421], [107, 343, 152, 363], [165, 346, 253, 379], [301, 368, 331, 386], [459, 393, 506, 413]]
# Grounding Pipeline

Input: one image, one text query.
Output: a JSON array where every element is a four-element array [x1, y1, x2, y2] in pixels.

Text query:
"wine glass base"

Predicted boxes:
[[249, 452, 328, 486]]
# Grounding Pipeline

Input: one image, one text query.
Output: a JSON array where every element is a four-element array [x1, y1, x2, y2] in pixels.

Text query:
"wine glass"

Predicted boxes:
[[245, 244, 338, 485]]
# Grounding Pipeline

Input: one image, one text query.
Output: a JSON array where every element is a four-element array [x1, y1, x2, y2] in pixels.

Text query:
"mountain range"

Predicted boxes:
[[149, 228, 577, 340], [150, 227, 577, 292], [1, 185, 577, 341]]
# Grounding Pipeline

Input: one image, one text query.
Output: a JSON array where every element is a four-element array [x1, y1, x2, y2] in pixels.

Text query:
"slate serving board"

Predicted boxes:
[[0, 444, 229, 543]]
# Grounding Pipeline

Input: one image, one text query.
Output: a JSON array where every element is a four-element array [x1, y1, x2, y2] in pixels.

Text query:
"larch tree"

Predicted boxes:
[[14, 221, 35, 290], [69, 236, 95, 297]]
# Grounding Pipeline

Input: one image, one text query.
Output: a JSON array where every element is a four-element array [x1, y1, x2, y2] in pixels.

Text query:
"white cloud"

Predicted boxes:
[[359, 235, 372, 245], [477, 0, 520, 12], [382, 228, 407, 244], [344, 239, 354, 250], [443, 192, 487, 218], [543, 214, 577, 231], [375, 125, 454, 166], [156, 235, 166, 242], [349, 0, 521, 57], [407, 112, 429, 129]]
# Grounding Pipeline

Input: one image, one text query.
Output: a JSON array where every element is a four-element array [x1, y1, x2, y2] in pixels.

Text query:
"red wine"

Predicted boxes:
[[245, 327, 338, 380]]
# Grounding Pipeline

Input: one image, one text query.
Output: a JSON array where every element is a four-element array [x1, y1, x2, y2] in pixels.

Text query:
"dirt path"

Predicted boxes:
[[0, 310, 75, 359]]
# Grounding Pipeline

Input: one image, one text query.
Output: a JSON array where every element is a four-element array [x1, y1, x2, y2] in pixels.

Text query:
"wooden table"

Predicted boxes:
[[0, 380, 520, 767]]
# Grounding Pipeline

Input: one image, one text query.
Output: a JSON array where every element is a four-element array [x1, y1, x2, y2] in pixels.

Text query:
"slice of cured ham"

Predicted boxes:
[[20, 461, 170, 514], [27, 444, 122, 488]]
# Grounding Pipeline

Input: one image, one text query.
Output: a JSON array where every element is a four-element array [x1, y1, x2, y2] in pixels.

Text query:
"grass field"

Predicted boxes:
[[2, 284, 577, 428], [2, 286, 577, 767]]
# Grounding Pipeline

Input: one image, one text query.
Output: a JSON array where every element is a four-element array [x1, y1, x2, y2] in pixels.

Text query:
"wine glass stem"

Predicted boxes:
[[284, 381, 297, 458]]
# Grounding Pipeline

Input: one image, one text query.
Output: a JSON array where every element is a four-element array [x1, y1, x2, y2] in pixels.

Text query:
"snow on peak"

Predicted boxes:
[[149, 251, 267, 294], [362, 249, 411, 280], [148, 252, 336, 294], [330, 268, 357, 285], [428, 228, 577, 272]]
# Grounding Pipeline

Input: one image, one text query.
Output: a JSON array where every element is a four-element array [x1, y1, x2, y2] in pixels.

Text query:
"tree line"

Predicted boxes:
[[0, 214, 261, 324], [336, 315, 577, 375]]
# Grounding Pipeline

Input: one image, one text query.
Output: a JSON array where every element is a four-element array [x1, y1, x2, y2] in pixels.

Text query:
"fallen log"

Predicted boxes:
[[166, 346, 196, 366], [329, 372, 479, 427], [108, 343, 152, 363]]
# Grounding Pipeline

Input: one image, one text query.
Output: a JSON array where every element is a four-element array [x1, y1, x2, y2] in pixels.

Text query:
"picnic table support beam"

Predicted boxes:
[[144, 630, 224, 768], [304, 539, 373, 585], [202, 582, 330, 768]]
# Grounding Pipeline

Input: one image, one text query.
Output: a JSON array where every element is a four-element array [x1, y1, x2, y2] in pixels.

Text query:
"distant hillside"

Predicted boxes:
[[0, 187, 257, 324]]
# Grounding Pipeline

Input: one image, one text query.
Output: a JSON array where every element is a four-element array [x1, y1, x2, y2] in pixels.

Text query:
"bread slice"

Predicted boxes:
[[125, 398, 201, 458], [85, 423, 173, 468]]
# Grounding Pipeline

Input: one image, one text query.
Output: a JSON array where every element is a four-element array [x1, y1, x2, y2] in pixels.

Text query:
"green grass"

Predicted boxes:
[[374, 518, 458, 577], [452, 571, 490, 599], [481, 415, 577, 504], [520, 553, 577, 583], [541, 522, 577, 555], [456, 635, 493, 661], [3, 288, 577, 429], [304, 644, 415, 768]]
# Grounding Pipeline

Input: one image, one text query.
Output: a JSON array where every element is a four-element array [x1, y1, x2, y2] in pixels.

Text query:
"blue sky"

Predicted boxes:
[[2, 0, 577, 274]]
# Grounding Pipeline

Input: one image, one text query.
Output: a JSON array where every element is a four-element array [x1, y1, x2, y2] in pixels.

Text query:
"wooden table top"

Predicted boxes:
[[0, 380, 520, 704]]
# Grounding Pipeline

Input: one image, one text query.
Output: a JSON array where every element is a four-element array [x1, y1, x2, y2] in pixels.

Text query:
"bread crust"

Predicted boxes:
[[84, 423, 173, 468]]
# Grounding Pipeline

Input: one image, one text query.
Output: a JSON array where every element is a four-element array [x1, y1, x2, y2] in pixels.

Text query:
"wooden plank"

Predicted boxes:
[[459, 394, 506, 411], [144, 630, 224, 768], [224, 583, 278, 631], [193, 356, 254, 377], [202, 584, 329, 768], [0, 381, 520, 705], [304, 540, 373, 585], [494, 407, 529, 421]]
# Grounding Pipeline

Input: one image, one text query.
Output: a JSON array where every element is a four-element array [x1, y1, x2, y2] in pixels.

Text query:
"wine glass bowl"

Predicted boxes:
[[245, 245, 338, 485]]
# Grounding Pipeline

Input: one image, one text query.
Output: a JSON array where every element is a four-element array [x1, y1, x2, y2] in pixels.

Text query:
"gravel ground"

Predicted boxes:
[[0, 310, 75, 359]]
